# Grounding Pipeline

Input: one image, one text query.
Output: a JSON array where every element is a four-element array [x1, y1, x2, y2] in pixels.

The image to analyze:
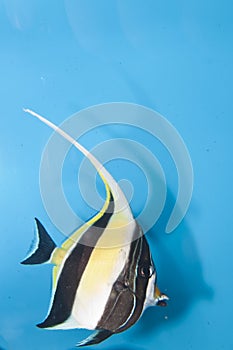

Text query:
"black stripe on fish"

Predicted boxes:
[[96, 223, 154, 333], [96, 232, 141, 331], [37, 193, 114, 329], [117, 235, 155, 333]]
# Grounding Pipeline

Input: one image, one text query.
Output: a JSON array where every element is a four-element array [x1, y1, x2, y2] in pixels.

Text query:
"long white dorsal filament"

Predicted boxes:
[[23, 108, 133, 218]]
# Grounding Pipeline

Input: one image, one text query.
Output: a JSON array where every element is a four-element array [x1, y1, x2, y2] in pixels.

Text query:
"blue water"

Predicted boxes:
[[1, 1, 233, 349]]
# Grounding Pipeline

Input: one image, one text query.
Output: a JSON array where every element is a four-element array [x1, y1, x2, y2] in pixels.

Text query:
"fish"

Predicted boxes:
[[21, 109, 168, 347]]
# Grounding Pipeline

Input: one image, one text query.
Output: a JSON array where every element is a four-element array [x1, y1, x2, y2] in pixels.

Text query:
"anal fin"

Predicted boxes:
[[21, 218, 56, 265], [76, 329, 113, 347]]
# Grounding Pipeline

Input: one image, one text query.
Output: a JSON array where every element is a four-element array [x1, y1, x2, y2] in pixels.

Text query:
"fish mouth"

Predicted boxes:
[[154, 286, 169, 307], [156, 295, 169, 307]]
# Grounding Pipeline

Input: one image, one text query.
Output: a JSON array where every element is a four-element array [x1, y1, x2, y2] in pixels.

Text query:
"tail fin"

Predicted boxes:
[[21, 218, 56, 265], [76, 329, 113, 347]]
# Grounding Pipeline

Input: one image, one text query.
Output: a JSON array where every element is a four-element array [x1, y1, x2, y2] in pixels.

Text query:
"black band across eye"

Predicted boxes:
[[138, 265, 154, 278]]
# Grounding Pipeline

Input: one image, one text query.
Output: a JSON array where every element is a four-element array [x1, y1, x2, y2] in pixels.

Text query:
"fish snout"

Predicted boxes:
[[154, 286, 169, 307]]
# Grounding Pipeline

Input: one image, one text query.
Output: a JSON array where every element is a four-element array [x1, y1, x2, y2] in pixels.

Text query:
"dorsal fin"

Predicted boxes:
[[23, 109, 133, 221]]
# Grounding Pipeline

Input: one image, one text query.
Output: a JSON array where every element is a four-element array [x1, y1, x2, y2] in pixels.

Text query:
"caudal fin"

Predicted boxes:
[[21, 218, 56, 265], [76, 329, 113, 347]]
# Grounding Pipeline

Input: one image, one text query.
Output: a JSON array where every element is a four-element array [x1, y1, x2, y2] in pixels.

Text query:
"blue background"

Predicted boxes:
[[0, 1, 232, 349]]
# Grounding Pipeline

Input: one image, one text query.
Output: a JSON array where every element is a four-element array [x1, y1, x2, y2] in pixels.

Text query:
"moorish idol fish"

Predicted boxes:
[[21, 109, 168, 347]]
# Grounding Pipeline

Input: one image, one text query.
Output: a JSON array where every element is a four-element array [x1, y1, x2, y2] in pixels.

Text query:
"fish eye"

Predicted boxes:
[[139, 265, 154, 278]]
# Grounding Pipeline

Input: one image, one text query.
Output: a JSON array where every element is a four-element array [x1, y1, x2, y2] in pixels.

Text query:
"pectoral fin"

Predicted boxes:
[[76, 329, 113, 347], [21, 218, 56, 265]]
